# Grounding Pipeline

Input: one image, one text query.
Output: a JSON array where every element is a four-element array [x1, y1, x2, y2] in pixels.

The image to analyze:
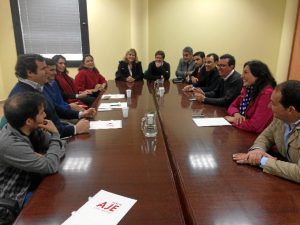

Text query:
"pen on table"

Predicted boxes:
[[110, 103, 121, 106]]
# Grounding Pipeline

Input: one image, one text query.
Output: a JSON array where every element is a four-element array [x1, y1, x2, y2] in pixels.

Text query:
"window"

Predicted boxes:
[[10, 0, 90, 67]]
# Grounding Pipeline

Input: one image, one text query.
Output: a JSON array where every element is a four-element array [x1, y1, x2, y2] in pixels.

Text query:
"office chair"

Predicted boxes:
[[0, 198, 19, 225]]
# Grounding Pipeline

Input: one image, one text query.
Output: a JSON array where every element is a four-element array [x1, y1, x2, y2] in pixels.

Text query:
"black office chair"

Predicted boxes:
[[0, 198, 19, 225]]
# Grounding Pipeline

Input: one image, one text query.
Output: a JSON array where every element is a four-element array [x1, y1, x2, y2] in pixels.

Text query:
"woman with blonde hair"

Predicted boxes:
[[115, 49, 144, 82]]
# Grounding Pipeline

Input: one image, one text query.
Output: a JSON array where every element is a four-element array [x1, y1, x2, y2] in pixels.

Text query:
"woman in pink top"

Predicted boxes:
[[75, 54, 107, 97], [225, 60, 276, 133]]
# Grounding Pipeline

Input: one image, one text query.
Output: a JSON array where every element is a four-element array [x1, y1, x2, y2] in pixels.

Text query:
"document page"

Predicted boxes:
[[193, 117, 231, 127], [62, 190, 137, 225], [90, 120, 122, 129]]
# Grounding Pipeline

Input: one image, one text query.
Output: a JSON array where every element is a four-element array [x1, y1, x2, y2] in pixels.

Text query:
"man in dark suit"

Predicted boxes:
[[194, 54, 243, 107]]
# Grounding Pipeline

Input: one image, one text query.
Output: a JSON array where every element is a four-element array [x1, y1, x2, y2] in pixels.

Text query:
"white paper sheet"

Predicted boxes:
[[98, 102, 127, 111], [193, 117, 231, 127], [62, 190, 137, 225], [90, 120, 122, 129], [101, 94, 125, 99]]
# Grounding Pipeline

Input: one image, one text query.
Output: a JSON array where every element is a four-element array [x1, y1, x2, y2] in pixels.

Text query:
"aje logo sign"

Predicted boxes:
[[95, 201, 122, 213]]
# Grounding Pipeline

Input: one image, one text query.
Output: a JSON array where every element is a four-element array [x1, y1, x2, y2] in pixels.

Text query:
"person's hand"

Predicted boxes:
[[126, 76, 135, 82], [80, 108, 96, 118], [182, 85, 193, 92], [233, 149, 276, 166], [224, 114, 245, 124], [155, 61, 162, 68], [75, 119, 90, 134], [38, 119, 59, 134], [193, 88, 205, 95], [232, 113, 246, 125], [194, 93, 205, 102], [77, 92, 88, 98], [95, 83, 106, 91], [224, 115, 235, 123], [69, 102, 87, 111], [186, 71, 193, 76], [191, 76, 198, 84]]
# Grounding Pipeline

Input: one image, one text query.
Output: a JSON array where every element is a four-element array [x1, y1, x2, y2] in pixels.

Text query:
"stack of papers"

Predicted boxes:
[[193, 117, 231, 127], [62, 190, 137, 225], [90, 120, 122, 129], [101, 94, 125, 100], [98, 102, 127, 111]]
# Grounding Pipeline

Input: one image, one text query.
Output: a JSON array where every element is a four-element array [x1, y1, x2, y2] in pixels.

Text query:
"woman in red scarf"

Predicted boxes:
[[75, 54, 107, 97], [52, 55, 95, 107]]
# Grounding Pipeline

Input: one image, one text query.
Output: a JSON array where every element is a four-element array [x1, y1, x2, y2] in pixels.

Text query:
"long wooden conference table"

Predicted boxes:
[[15, 80, 300, 225]]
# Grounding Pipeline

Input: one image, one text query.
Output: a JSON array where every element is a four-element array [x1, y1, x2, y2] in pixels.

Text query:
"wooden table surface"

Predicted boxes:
[[14, 81, 185, 225], [14, 80, 300, 225], [155, 82, 300, 225]]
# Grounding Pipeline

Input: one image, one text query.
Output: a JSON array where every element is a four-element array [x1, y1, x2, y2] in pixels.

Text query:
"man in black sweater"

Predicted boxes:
[[194, 54, 243, 107]]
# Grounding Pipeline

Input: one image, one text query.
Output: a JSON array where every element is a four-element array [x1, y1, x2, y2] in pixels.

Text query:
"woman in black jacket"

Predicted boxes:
[[115, 48, 144, 82]]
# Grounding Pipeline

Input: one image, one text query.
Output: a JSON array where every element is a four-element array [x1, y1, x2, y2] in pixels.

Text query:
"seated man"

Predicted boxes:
[[144, 50, 170, 81], [175, 46, 195, 81], [44, 58, 87, 112], [0, 92, 65, 219], [188, 51, 205, 84], [183, 53, 220, 92], [233, 80, 300, 183], [194, 54, 243, 107], [9, 54, 94, 138]]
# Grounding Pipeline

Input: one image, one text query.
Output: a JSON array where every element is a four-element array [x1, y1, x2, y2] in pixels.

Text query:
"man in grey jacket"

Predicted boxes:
[[0, 92, 65, 218]]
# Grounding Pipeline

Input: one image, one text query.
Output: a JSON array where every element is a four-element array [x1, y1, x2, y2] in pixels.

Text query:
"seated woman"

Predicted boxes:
[[74, 54, 108, 97], [115, 48, 144, 82], [52, 55, 95, 107], [225, 60, 276, 133], [144, 50, 170, 81]]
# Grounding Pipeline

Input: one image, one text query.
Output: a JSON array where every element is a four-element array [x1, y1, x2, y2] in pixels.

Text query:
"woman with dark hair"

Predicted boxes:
[[225, 60, 276, 133], [115, 48, 144, 82], [74, 54, 107, 97], [52, 55, 95, 107]]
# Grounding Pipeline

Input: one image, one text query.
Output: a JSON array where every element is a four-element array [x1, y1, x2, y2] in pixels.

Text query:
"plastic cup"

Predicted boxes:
[[126, 89, 132, 98], [122, 107, 129, 118], [158, 87, 165, 97]]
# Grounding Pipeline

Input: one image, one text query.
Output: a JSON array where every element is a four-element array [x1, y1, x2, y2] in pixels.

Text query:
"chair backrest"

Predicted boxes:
[[0, 116, 7, 129], [0, 198, 19, 225]]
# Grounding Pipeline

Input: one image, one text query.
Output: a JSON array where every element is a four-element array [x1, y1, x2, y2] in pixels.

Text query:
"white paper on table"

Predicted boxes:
[[98, 102, 127, 111], [101, 94, 125, 99], [62, 190, 137, 225], [90, 120, 122, 129], [193, 117, 231, 127]]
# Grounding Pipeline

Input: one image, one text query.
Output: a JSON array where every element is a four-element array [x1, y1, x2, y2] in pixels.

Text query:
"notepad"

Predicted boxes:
[[62, 190, 137, 225], [193, 117, 231, 127], [90, 120, 122, 129], [98, 102, 127, 111]]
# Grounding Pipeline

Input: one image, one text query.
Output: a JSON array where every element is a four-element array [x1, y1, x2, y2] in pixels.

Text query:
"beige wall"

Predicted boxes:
[[0, 0, 297, 101], [0, 0, 18, 101], [148, 0, 289, 80]]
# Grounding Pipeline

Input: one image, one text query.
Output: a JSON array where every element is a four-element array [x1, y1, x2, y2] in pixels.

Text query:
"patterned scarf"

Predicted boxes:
[[239, 86, 254, 116]]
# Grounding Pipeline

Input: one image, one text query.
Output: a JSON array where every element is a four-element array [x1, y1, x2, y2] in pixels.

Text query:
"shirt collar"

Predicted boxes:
[[19, 77, 44, 92], [223, 69, 235, 81], [284, 118, 300, 132]]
